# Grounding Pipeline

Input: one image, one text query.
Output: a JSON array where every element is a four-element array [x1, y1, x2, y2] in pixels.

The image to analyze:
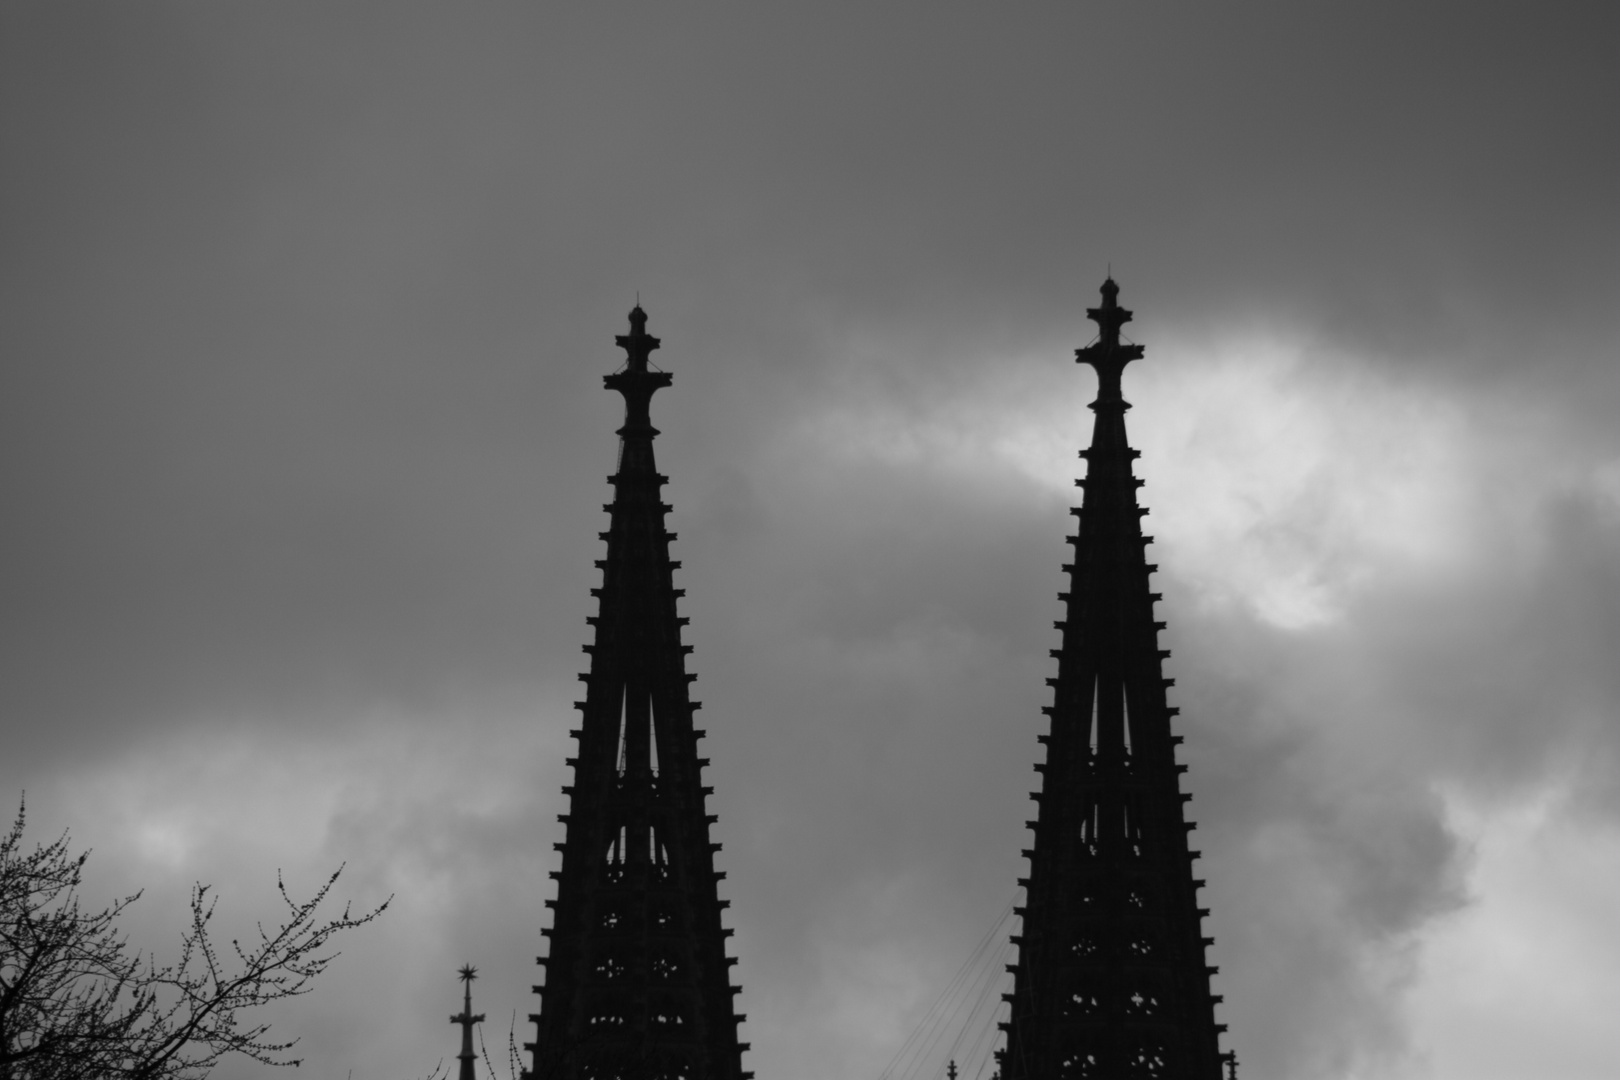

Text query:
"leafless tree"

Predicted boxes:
[[1, 798, 389, 1080]]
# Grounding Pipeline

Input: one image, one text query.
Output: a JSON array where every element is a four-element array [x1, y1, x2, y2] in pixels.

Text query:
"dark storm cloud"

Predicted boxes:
[[4, 4, 1619, 1079]]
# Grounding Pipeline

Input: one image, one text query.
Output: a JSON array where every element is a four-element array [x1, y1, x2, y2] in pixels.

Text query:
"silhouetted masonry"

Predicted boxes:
[[451, 965, 485, 1080], [998, 280, 1233, 1080], [527, 308, 750, 1080]]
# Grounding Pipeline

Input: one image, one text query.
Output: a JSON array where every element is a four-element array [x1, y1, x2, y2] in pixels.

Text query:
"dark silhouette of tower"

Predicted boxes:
[[451, 965, 485, 1080], [527, 307, 749, 1080], [999, 280, 1230, 1079]]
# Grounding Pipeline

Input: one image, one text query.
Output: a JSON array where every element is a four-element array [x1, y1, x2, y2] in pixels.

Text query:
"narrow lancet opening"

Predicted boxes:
[[1087, 678, 1100, 756], [616, 688, 628, 775], [1122, 688, 1133, 758], [648, 700, 661, 778]]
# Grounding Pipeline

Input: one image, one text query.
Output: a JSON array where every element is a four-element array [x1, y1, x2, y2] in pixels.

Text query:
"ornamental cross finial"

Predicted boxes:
[[1076, 277, 1145, 405], [616, 303, 660, 373], [1086, 276, 1132, 349]]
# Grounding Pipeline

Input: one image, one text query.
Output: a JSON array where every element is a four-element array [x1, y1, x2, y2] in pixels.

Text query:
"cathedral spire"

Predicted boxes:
[[528, 307, 750, 1080], [998, 280, 1230, 1078]]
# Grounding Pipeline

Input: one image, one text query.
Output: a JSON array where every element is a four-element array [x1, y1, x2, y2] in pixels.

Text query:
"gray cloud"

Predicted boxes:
[[4, 4, 1619, 1079]]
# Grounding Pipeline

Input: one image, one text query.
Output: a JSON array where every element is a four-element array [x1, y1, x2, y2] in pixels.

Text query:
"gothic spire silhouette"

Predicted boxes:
[[527, 306, 750, 1080], [998, 280, 1231, 1079], [451, 965, 485, 1080]]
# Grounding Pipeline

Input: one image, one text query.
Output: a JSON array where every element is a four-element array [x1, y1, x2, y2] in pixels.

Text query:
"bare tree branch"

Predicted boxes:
[[1, 797, 389, 1080]]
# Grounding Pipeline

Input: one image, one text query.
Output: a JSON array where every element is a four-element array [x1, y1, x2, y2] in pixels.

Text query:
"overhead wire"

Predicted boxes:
[[875, 891, 1021, 1080], [943, 933, 1013, 1080], [875, 901, 1005, 1080]]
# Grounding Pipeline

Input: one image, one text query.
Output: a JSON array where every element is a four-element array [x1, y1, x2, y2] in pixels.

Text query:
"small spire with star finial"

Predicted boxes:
[[450, 964, 485, 1080]]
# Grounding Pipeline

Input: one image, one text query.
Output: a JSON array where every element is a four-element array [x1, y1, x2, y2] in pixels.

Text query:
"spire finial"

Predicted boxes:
[[450, 964, 486, 1080], [1088, 275, 1128, 344], [615, 304, 660, 374], [1076, 276, 1143, 403]]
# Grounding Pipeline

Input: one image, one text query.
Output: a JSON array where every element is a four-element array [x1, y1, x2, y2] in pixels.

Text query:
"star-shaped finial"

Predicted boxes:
[[458, 964, 478, 983]]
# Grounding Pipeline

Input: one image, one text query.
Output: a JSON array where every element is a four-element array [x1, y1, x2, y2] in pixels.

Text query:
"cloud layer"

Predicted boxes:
[[4, 4, 1619, 1079]]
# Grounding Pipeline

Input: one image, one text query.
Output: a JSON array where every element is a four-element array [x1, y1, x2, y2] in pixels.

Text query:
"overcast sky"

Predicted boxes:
[[3, 5, 1619, 1080]]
